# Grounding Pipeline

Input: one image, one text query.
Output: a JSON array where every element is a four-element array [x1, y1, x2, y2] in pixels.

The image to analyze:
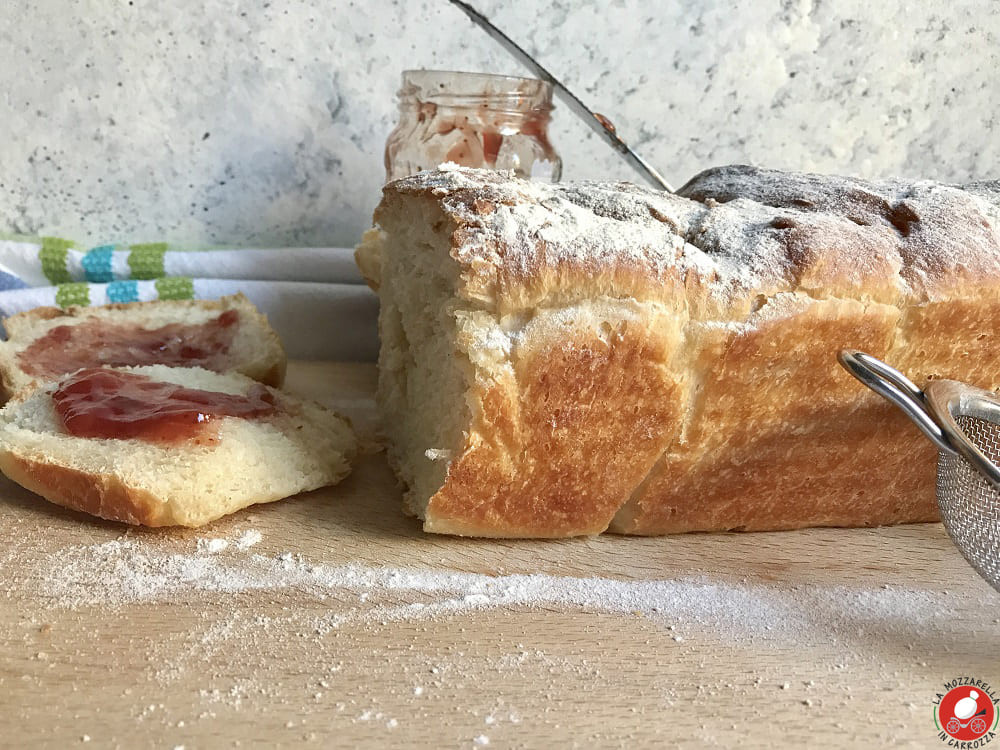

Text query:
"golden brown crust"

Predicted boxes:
[[0, 369, 19, 406], [424, 304, 683, 537], [0, 452, 173, 526], [5, 306, 67, 324], [259, 361, 287, 389], [381, 173, 697, 316], [609, 297, 939, 534], [383, 165, 1000, 318], [372, 166, 1000, 537]]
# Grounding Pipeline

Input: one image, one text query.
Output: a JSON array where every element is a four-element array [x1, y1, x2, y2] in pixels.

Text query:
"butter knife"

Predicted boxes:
[[448, 0, 674, 192]]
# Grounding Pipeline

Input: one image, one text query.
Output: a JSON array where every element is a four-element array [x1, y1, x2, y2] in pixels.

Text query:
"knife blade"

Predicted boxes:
[[447, 0, 674, 192]]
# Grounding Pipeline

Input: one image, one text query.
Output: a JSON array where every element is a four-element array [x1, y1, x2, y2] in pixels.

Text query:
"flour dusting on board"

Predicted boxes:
[[6, 523, 989, 745], [24, 533, 954, 645]]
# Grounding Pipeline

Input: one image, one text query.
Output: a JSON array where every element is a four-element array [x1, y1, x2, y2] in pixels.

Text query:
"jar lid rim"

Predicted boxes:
[[401, 69, 553, 91]]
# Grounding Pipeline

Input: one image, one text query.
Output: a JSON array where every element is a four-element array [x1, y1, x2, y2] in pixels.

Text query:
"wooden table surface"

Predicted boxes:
[[2, 361, 997, 749]]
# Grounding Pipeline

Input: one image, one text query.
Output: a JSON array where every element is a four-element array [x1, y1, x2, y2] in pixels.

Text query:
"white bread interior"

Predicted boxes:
[[356, 215, 470, 523]]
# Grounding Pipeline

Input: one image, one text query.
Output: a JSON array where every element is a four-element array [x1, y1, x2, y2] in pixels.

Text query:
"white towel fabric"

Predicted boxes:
[[0, 239, 379, 361], [0, 240, 365, 286]]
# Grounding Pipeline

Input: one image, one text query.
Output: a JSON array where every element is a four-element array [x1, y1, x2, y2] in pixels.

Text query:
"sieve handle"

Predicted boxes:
[[837, 350, 957, 455]]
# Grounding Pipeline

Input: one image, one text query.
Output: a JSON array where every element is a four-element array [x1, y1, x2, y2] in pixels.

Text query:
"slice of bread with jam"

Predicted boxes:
[[0, 294, 285, 401], [0, 365, 356, 527]]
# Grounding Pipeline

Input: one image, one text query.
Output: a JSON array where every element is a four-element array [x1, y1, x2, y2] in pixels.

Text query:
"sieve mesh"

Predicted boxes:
[[937, 415, 1000, 590]]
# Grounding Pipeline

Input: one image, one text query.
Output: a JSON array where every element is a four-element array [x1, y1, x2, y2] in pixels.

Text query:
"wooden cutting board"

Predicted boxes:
[[2, 361, 997, 749]]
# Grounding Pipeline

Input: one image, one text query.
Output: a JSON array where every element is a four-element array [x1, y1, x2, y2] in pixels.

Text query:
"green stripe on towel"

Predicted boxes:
[[55, 282, 90, 308], [40, 237, 75, 284], [155, 276, 194, 300], [127, 243, 167, 279]]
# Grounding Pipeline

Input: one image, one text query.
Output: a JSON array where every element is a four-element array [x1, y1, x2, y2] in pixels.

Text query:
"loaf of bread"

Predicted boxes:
[[356, 164, 1000, 537], [0, 293, 285, 400], [0, 365, 357, 527]]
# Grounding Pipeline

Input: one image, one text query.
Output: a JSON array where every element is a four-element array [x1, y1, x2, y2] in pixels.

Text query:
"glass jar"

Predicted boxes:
[[384, 70, 562, 182]]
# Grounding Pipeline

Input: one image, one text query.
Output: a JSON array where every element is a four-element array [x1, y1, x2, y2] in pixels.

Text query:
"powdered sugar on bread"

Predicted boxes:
[[383, 165, 1000, 317]]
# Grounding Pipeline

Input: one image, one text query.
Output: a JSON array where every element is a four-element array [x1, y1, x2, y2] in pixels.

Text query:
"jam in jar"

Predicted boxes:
[[384, 70, 562, 182]]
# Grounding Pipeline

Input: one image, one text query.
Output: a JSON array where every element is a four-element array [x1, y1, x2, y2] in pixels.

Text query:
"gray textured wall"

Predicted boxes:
[[1, 0, 996, 247]]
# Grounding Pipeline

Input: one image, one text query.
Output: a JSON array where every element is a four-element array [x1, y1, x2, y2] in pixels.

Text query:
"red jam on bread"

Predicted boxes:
[[20, 310, 239, 379], [52, 368, 277, 443]]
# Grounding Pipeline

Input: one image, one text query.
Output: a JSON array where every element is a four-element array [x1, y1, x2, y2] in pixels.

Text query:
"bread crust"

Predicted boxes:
[[610, 297, 938, 534], [3, 293, 245, 336], [424, 303, 683, 537], [0, 452, 172, 526], [369, 166, 1000, 537]]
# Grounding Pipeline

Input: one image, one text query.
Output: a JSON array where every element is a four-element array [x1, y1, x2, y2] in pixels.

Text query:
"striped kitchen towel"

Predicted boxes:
[[0, 237, 378, 361], [0, 238, 364, 287]]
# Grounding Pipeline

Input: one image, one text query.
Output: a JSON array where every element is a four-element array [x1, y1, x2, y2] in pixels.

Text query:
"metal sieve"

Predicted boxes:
[[839, 350, 1000, 592]]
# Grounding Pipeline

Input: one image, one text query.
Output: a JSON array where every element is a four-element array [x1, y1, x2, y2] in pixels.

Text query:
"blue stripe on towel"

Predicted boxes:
[[106, 280, 139, 303], [82, 245, 115, 283], [0, 271, 29, 291]]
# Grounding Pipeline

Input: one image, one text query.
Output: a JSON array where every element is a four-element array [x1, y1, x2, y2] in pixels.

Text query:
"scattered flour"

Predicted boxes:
[[18, 535, 957, 647], [196, 539, 229, 555], [234, 530, 262, 550]]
